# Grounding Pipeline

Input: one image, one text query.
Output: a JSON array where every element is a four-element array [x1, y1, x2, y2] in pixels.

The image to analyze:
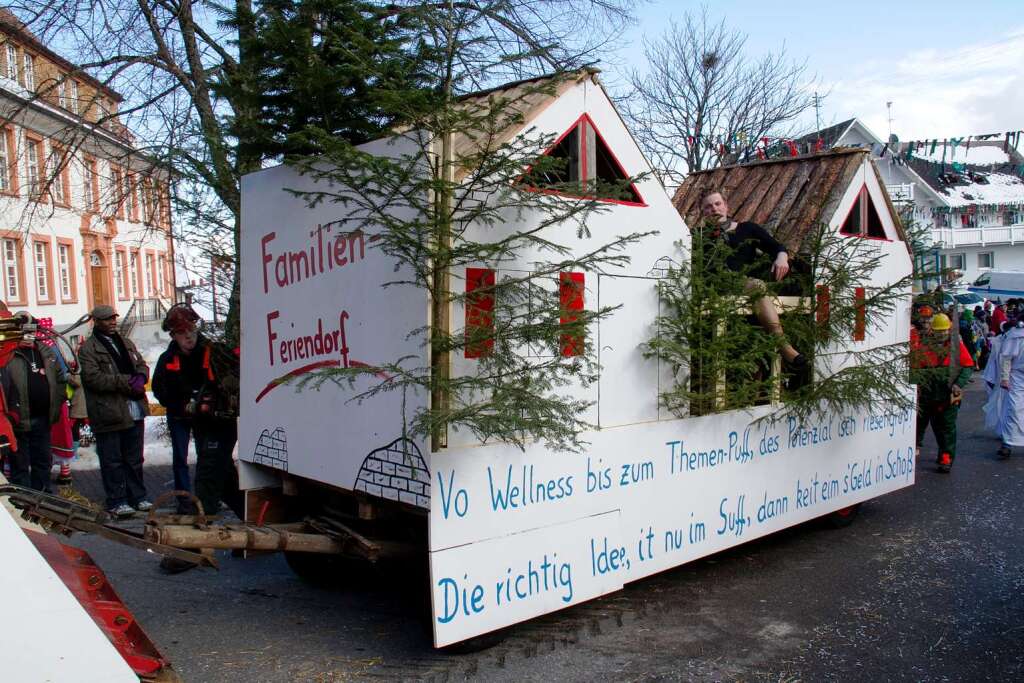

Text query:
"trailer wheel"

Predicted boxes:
[[827, 504, 861, 528], [284, 551, 362, 586]]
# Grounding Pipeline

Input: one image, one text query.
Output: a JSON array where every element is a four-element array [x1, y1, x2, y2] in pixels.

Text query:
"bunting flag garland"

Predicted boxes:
[[674, 126, 1024, 172]]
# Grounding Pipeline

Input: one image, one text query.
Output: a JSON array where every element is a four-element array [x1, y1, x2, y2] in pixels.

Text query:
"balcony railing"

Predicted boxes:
[[119, 297, 170, 338], [929, 224, 1024, 248]]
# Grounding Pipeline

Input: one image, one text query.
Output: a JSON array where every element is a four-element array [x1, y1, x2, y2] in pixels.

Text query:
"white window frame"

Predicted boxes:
[[58, 243, 71, 300], [5, 44, 16, 81], [0, 130, 8, 192], [2, 238, 18, 301], [124, 173, 135, 219], [978, 252, 994, 270], [115, 250, 126, 299], [949, 253, 966, 271], [82, 157, 94, 211], [25, 138, 41, 198], [144, 252, 155, 296], [69, 80, 79, 115], [129, 251, 138, 298], [50, 146, 66, 205], [57, 79, 66, 108], [157, 255, 166, 297], [33, 241, 49, 300], [22, 52, 33, 90], [140, 178, 152, 222]]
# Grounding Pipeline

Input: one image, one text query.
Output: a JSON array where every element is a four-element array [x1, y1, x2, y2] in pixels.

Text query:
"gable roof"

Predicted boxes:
[[446, 68, 629, 182], [796, 117, 953, 208], [672, 148, 909, 252], [793, 118, 855, 149]]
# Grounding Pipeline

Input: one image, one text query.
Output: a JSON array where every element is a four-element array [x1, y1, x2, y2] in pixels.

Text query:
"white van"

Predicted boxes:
[[968, 271, 1024, 301]]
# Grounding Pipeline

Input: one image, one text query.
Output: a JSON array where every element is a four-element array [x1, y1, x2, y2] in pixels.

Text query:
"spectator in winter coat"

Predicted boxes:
[[989, 303, 1008, 336], [152, 304, 241, 574], [152, 311, 199, 512], [152, 305, 241, 519], [6, 315, 67, 492], [78, 305, 152, 519]]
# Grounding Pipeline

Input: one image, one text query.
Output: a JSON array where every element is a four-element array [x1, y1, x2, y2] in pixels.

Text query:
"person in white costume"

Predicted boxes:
[[982, 326, 1006, 396], [985, 319, 1024, 459]]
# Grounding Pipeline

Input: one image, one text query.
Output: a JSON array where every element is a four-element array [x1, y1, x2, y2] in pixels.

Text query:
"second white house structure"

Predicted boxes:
[[797, 118, 1024, 287]]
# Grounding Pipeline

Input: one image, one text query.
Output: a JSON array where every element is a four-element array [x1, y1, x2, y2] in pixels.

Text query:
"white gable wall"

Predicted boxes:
[[447, 79, 686, 447], [817, 159, 912, 377]]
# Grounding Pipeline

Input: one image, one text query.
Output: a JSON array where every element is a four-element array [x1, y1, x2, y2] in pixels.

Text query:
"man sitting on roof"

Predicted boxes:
[[699, 189, 805, 368]]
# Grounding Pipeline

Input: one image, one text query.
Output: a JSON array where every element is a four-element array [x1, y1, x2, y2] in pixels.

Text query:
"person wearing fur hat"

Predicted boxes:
[[151, 304, 202, 513], [152, 304, 241, 573]]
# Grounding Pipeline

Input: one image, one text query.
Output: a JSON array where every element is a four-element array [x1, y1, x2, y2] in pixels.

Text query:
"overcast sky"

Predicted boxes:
[[607, 0, 1023, 141]]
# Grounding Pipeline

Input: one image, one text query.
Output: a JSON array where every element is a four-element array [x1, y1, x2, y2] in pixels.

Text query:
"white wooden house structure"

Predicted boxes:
[[241, 72, 915, 647], [0, 11, 175, 342]]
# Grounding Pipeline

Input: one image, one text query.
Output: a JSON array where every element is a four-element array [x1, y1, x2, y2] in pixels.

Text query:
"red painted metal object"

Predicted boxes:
[[24, 528, 172, 679]]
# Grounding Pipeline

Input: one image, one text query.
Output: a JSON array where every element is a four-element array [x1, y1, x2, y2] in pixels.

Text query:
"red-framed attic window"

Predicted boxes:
[[519, 113, 646, 207], [839, 185, 887, 239]]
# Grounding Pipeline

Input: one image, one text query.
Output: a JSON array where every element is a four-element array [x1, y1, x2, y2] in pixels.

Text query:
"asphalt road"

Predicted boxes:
[[70, 380, 1024, 682]]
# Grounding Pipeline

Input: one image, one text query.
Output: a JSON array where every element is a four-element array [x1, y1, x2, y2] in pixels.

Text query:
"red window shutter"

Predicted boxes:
[[816, 285, 830, 334], [854, 287, 866, 341], [465, 268, 495, 358], [559, 272, 585, 357]]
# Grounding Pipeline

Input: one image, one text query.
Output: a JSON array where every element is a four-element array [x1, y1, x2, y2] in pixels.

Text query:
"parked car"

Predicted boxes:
[[942, 290, 986, 312], [968, 271, 1024, 302]]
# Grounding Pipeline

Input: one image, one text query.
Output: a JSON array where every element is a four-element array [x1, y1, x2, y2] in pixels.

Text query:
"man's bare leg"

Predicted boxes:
[[752, 295, 800, 363], [745, 278, 801, 363]]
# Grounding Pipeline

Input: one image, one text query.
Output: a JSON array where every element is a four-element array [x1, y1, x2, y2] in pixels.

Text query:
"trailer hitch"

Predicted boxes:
[[0, 484, 217, 569]]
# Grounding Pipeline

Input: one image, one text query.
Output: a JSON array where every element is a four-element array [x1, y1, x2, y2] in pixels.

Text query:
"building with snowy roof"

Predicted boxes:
[[800, 118, 1024, 288]]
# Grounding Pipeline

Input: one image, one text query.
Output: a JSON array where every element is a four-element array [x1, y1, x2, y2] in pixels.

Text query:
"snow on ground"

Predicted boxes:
[[68, 331, 243, 473], [70, 414, 191, 471]]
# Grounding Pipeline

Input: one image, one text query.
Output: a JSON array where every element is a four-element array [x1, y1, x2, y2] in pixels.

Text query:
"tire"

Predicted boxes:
[[826, 503, 861, 528]]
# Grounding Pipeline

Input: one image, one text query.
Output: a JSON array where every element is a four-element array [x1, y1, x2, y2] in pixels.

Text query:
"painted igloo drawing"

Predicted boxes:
[[353, 437, 430, 508], [252, 427, 288, 471]]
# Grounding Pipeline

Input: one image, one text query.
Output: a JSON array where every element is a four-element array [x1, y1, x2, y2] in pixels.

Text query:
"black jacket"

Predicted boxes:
[[152, 337, 208, 418], [152, 335, 239, 420], [700, 220, 788, 278], [7, 342, 68, 428]]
